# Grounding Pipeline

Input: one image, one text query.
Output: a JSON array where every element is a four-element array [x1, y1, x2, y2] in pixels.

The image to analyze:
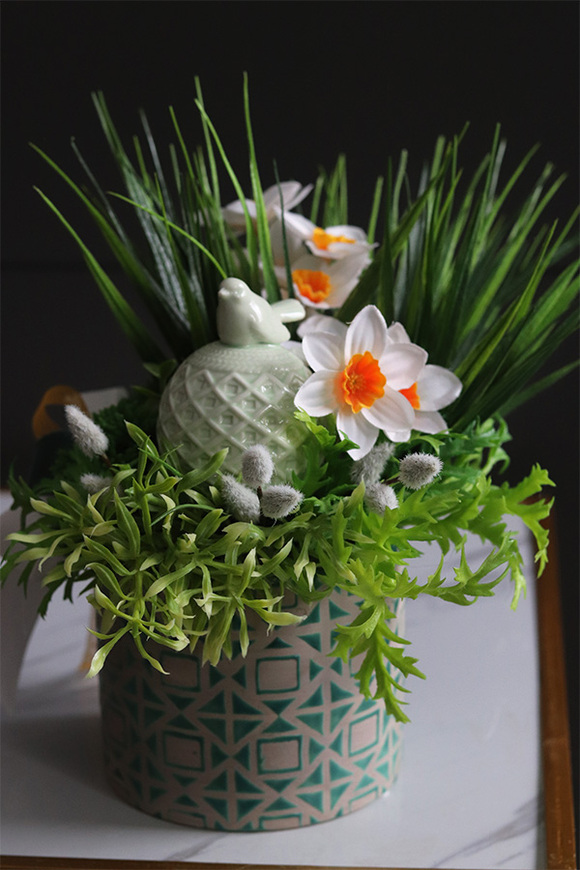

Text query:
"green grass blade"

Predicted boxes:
[[194, 97, 260, 290], [243, 74, 279, 302], [110, 192, 227, 279], [366, 175, 384, 245], [153, 179, 213, 349], [36, 141, 193, 358], [194, 77, 222, 205], [309, 173, 325, 225], [34, 188, 165, 363]]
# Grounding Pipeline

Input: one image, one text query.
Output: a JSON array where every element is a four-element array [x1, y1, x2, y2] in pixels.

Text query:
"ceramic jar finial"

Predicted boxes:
[[216, 278, 305, 347]]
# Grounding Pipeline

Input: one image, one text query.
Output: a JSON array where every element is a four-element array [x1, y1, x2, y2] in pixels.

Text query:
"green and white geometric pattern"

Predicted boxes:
[[100, 593, 405, 830]]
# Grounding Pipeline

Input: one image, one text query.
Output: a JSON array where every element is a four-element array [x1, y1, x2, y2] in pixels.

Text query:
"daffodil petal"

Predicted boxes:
[[302, 331, 344, 372], [269, 218, 305, 267], [379, 343, 427, 390], [305, 225, 372, 260], [384, 428, 412, 442], [325, 225, 368, 242], [345, 305, 388, 359], [262, 184, 284, 211], [294, 372, 337, 417], [329, 253, 371, 285], [415, 410, 448, 433], [362, 387, 415, 433], [312, 280, 354, 309], [222, 199, 258, 228], [263, 181, 313, 215], [336, 408, 379, 460], [308, 240, 371, 260], [417, 365, 462, 410], [273, 263, 290, 285], [278, 211, 315, 240], [291, 253, 327, 273], [385, 322, 410, 344], [282, 181, 314, 211], [282, 340, 306, 363], [297, 313, 348, 341]]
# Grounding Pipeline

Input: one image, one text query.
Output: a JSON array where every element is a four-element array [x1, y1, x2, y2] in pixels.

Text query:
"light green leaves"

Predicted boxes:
[[2, 416, 555, 723]]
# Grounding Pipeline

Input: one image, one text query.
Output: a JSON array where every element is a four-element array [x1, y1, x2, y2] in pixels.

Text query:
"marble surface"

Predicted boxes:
[[0, 509, 546, 869]]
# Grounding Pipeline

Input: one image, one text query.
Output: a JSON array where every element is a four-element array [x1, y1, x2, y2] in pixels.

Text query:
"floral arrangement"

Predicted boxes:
[[3, 78, 578, 723]]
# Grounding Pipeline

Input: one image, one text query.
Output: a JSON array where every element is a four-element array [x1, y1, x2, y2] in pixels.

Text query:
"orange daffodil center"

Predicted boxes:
[[290, 254, 371, 310], [399, 382, 421, 410], [311, 227, 356, 251], [338, 351, 386, 413], [292, 269, 333, 304]]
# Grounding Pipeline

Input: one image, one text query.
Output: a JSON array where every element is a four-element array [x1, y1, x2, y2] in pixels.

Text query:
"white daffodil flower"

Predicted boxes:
[[294, 305, 427, 459], [386, 323, 462, 434], [274, 211, 374, 260], [222, 181, 313, 232], [290, 252, 369, 309]]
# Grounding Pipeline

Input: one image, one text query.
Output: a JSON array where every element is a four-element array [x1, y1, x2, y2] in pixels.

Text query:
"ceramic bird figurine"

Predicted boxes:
[[157, 278, 310, 479], [216, 277, 304, 346]]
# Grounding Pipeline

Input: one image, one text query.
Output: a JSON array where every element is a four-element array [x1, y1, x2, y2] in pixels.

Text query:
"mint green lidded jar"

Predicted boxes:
[[157, 278, 310, 480]]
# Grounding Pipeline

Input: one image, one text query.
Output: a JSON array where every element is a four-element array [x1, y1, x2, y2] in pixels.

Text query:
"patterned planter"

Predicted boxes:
[[99, 592, 405, 831]]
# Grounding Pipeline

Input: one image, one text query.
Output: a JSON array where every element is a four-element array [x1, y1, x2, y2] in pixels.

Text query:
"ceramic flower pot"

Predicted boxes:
[[99, 591, 405, 831]]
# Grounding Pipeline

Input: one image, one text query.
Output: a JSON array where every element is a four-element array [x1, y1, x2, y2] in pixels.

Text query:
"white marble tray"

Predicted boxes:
[[0, 513, 546, 869]]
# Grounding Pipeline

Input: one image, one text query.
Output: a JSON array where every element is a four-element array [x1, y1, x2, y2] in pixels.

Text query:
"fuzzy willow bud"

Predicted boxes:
[[364, 482, 398, 513], [65, 405, 109, 457], [80, 473, 112, 494], [241, 445, 274, 488], [260, 485, 303, 519], [220, 474, 261, 523], [351, 442, 395, 484], [398, 453, 443, 489]]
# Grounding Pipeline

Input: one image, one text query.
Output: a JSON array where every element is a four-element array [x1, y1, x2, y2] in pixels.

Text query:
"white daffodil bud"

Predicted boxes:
[[351, 442, 395, 484], [260, 485, 304, 519], [65, 405, 109, 457], [364, 483, 398, 513], [220, 474, 261, 523], [398, 453, 443, 489], [241, 445, 274, 488]]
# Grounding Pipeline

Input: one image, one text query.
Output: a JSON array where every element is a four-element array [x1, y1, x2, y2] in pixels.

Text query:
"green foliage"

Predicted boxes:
[[2, 417, 553, 722], [336, 127, 579, 423], [32, 79, 286, 365], [31, 84, 577, 424], [16, 80, 573, 723], [11, 391, 159, 505]]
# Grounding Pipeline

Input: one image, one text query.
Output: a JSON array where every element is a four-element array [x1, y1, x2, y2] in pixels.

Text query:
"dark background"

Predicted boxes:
[[2, 0, 578, 834]]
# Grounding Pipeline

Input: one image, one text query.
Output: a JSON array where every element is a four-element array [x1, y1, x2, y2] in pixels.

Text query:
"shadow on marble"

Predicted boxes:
[[1, 713, 170, 831]]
